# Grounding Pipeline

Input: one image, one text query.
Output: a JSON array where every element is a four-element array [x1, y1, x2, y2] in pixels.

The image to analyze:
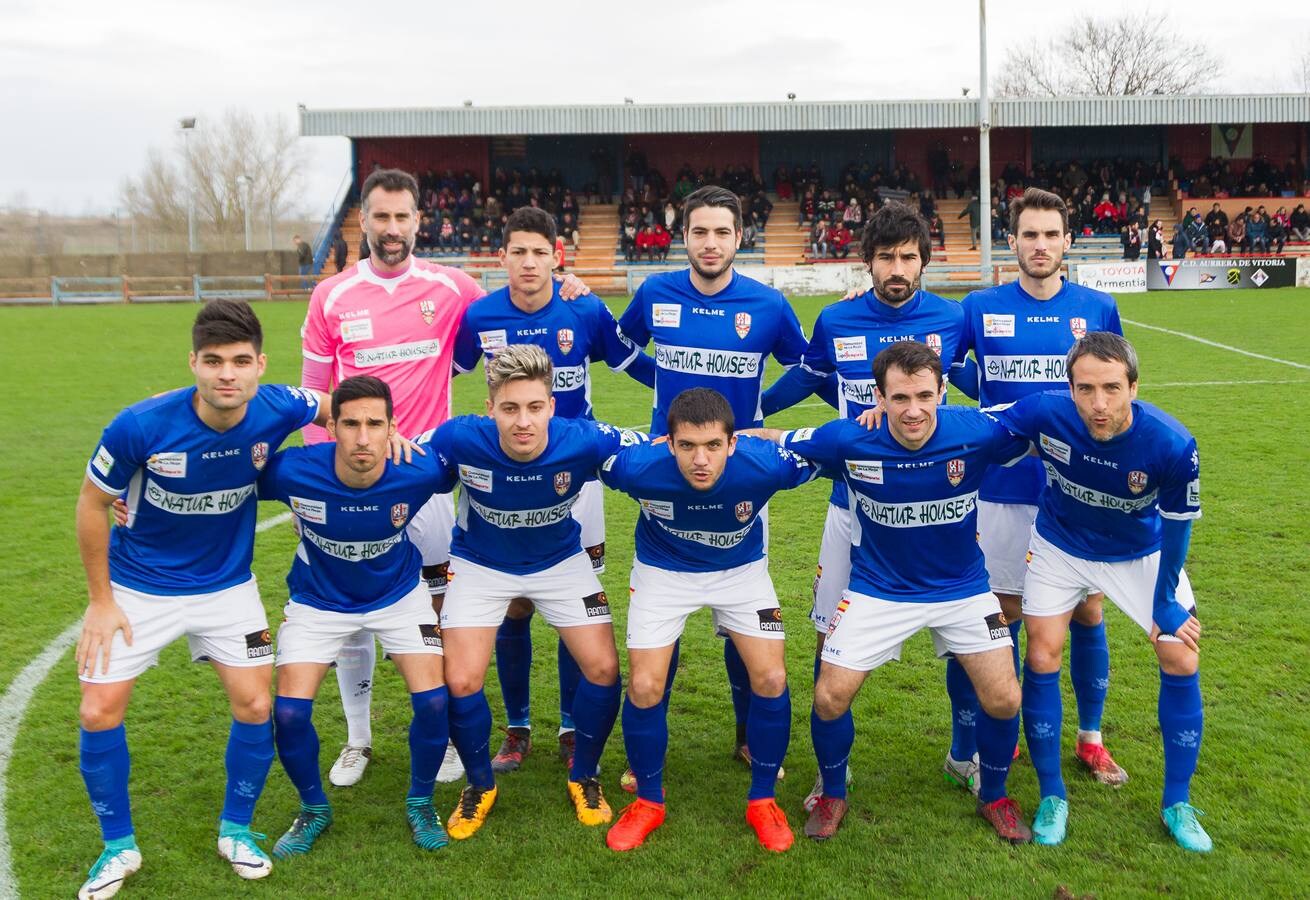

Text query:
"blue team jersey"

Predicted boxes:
[[953, 279, 1121, 505], [452, 285, 652, 420], [427, 415, 647, 574], [989, 392, 1201, 562], [617, 269, 808, 435], [781, 408, 1029, 602], [786, 289, 965, 509], [85, 384, 320, 596], [599, 436, 820, 572], [257, 443, 457, 613]]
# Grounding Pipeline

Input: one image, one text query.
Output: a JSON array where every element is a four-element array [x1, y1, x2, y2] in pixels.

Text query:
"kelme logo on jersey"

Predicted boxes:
[[553, 471, 572, 496], [419, 299, 436, 326], [757, 607, 783, 633], [557, 328, 574, 354], [251, 442, 269, 471], [582, 591, 611, 618], [926, 333, 942, 356], [735, 500, 753, 523], [734, 312, 751, 339], [1127, 470, 1149, 494], [947, 458, 965, 487], [245, 629, 273, 659], [391, 503, 409, 528], [1069, 317, 1088, 339]]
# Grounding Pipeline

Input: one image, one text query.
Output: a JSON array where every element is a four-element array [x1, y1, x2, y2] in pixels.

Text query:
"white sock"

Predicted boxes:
[[1078, 729, 1103, 745], [335, 631, 376, 747]]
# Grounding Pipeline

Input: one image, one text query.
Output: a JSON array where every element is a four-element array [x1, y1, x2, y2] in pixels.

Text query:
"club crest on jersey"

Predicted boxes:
[[926, 333, 942, 356], [735, 500, 753, 523], [251, 442, 269, 470], [391, 502, 409, 528], [1128, 470, 1149, 494], [1070, 317, 1088, 339], [554, 471, 572, 496], [734, 312, 751, 339], [419, 299, 436, 326], [947, 458, 965, 487], [557, 328, 574, 354]]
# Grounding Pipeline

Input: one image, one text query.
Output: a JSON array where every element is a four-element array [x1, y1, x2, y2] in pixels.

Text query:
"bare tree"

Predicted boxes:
[[994, 10, 1222, 97], [120, 109, 308, 251]]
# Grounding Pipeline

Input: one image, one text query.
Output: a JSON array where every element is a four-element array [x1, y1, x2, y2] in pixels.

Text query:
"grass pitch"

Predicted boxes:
[[2, 288, 1309, 897]]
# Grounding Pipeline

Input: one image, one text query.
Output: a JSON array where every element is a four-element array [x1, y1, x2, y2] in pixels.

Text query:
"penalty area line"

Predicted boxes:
[[1123, 319, 1310, 371]]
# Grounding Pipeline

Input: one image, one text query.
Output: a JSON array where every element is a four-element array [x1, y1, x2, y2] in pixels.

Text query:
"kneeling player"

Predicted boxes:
[[601, 388, 820, 852], [258, 376, 458, 856], [426, 344, 646, 837], [749, 342, 1034, 844]]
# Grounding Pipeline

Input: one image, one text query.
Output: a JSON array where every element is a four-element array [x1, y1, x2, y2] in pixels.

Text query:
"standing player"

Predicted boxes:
[[257, 377, 458, 856], [948, 187, 1127, 790], [989, 333, 1210, 851], [760, 202, 965, 808], [75, 300, 323, 898], [427, 345, 646, 837], [600, 389, 821, 853], [452, 207, 654, 774], [617, 185, 808, 776], [748, 342, 1033, 844]]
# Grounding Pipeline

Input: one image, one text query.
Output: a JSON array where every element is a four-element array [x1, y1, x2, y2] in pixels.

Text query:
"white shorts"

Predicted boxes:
[[573, 479, 606, 572], [1022, 529, 1196, 642], [977, 501, 1039, 595], [811, 503, 852, 633], [627, 558, 784, 649], [276, 581, 442, 665], [80, 577, 270, 684], [821, 589, 1014, 672], [407, 493, 455, 593], [441, 551, 611, 630]]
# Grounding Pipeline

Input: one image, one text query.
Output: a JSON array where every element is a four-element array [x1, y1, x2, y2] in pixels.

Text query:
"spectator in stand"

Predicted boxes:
[[809, 218, 829, 259], [559, 212, 580, 251], [798, 189, 817, 226], [928, 212, 945, 248], [774, 166, 794, 200], [1227, 213, 1248, 254], [990, 198, 1006, 242], [958, 191, 981, 250], [416, 214, 435, 250], [559, 190, 579, 223], [751, 192, 773, 229], [636, 223, 657, 261], [293, 233, 314, 288], [621, 220, 638, 262], [1203, 202, 1228, 236], [1246, 212, 1269, 253], [843, 198, 863, 232], [1121, 221, 1142, 260], [1290, 204, 1310, 241], [1171, 224, 1190, 259], [332, 232, 348, 272], [627, 149, 648, 192], [438, 216, 456, 252], [1205, 215, 1226, 254], [1147, 220, 1165, 259], [1183, 208, 1208, 253], [816, 189, 837, 224], [652, 222, 672, 261], [664, 201, 679, 237], [1093, 193, 1117, 234], [741, 209, 758, 250], [1267, 212, 1287, 254], [457, 216, 476, 253], [828, 220, 853, 259]]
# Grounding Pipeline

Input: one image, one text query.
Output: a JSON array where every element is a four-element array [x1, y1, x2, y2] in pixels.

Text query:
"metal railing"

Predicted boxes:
[[311, 168, 355, 274], [0, 275, 325, 306]]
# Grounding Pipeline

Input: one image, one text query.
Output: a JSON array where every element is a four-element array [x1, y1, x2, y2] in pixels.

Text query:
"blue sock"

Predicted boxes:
[[661, 641, 680, 710], [273, 697, 328, 807], [1158, 670, 1203, 807], [622, 697, 667, 804], [221, 718, 273, 825], [1070, 619, 1109, 733], [495, 613, 533, 729], [812, 651, 822, 683], [448, 690, 495, 789], [976, 709, 1019, 804], [570, 675, 621, 782], [408, 686, 449, 799], [810, 707, 854, 800], [558, 638, 580, 731], [1008, 620, 1023, 679], [945, 656, 979, 761], [747, 688, 791, 800], [1022, 666, 1066, 800], [79, 725, 134, 841], [725, 639, 751, 735]]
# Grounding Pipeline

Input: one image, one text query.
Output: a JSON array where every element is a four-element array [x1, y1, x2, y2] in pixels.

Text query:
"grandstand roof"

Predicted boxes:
[[300, 94, 1310, 138]]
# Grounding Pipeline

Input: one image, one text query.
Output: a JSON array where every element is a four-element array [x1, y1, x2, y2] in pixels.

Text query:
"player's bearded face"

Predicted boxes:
[[875, 366, 943, 450], [1011, 209, 1070, 281], [668, 422, 736, 491], [363, 188, 418, 268], [488, 378, 555, 461], [868, 240, 922, 305], [1070, 356, 1137, 442], [330, 397, 394, 475], [685, 207, 740, 281], [189, 342, 265, 412]]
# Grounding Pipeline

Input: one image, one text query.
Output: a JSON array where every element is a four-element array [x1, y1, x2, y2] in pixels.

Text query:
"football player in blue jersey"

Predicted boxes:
[[424, 344, 646, 838], [256, 376, 459, 857], [761, 202, 966, 809], [452, 207, 655, 776], [74, 300, 326, 898], [947, 188, 1128, 791], [747, 342, 1034, 845], [600, 388, 821, 853], [617, 185, 808, 785], [989, 333, 1210, 852]]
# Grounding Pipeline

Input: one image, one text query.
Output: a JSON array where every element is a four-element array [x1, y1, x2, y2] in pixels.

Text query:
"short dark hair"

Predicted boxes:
[[332, 375, 393, 420], [667, 388, 734, 436], [872, 340, 943, 394], [361, 168, 420, 211], [1008, 187, 1070, 235], [860, 201, 932, 266], [682, 186, 742, 232], [1066, 332, 1139, 385], [192, 298, 263, 353], [503, 206, 556, 247]]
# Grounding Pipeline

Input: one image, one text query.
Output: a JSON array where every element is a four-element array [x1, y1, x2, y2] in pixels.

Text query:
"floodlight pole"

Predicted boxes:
[[237, 174, 253, 251], [978, 0, 992, 285], [180, 117, 197, 253]]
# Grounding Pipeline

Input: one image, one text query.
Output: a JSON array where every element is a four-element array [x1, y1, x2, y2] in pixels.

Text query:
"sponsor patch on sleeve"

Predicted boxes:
[[92, 445, 115, 477], [1187, 478, 1200, 507]]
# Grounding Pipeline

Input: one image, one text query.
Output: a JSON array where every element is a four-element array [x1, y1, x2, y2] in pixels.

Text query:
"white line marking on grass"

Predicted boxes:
[[1146, 379, 1310, 388], [1123, 319, 1310, 371], [0, 512, 292, 899]]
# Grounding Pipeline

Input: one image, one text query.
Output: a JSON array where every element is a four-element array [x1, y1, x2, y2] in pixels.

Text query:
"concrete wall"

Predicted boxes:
[[0, 251, 299, 279]]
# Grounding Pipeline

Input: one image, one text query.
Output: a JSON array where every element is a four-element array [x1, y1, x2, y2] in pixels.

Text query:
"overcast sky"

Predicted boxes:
[[5, 0, 1308, 215]]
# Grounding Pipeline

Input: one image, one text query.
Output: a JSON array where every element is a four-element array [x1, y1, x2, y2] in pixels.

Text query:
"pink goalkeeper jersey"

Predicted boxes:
[[301, 257, 484, 441]]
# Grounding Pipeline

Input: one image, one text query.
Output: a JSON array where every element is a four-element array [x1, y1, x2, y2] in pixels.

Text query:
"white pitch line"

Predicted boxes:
[[1123, 318, 1310, 371], [0, 512, 292, 900], [1145, 379, 1310, 388]]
